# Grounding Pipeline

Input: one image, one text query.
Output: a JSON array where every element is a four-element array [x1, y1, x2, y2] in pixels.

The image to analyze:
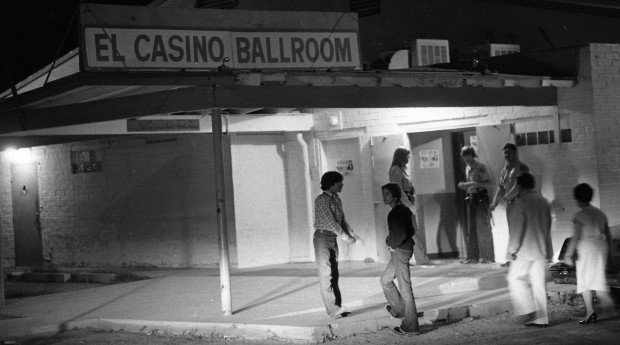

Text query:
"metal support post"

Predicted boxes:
[[211, 108, 232, 316]]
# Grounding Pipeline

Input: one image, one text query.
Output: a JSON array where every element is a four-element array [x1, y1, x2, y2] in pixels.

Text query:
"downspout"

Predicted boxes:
[[296, 133, 315, 261]]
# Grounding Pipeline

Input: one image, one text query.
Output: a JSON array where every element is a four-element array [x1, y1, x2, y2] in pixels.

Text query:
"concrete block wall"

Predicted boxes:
[[589, 44, 620, 226], [313, 103, 603, 258], [0, 155, 14, 267], [1, 134, 237, 268]]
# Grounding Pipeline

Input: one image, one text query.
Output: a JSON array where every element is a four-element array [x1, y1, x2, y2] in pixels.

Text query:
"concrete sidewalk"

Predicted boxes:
[[0, 260, 577, 342]]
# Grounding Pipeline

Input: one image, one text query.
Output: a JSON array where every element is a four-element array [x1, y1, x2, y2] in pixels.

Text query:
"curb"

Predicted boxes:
[[1, 288, 577, 343]]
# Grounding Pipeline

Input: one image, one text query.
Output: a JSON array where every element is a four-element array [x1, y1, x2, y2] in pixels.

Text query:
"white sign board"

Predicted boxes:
[[420, 149, 440, 169], [83, 28, 360, 70]]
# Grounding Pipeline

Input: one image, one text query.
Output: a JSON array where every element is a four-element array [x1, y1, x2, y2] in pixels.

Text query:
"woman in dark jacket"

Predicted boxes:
[[379, 182, 420, 336]]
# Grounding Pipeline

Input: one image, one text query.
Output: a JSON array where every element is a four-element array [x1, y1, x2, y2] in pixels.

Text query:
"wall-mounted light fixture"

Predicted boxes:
[[4, 148, 33, 164]]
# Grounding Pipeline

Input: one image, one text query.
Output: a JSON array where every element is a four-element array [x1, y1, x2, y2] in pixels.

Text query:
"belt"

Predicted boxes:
[[315, 229, 336, 235]]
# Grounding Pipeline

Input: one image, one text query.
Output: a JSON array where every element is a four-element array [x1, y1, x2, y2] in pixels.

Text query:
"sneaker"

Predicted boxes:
[[500, 261, 511, 267], [329, 306, 348, 319], [392, 326, 421, 336]]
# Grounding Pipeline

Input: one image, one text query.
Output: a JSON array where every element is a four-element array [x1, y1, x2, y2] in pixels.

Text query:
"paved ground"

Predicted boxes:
[[0, 260, 579, 342]]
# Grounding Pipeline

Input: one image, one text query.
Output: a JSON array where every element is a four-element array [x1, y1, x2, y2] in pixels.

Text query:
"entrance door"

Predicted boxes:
[[370, 134, 406, 262], [11, 163, 43, 267], [475, 124, 512, 262], [321, 138, 367, 261]]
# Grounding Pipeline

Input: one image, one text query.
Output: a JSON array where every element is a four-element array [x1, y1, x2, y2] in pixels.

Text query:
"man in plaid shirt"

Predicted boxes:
[[314, 171, 357, 318]]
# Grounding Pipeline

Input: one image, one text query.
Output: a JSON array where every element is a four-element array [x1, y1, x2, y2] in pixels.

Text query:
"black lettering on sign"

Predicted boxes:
[[335, 38, 351, 62], [151, 35, 168, 62], [278, 37, 291, 63], [209, 37, 224, 61], [252, 37, 265, 63], [94, 33, 109, 62], [168, 35, 184, 62], [135, 34, 150, 62], [265, 37, 278, 63], [306, 38, 319, 63], [236, 37, 250, 63], [193, 36, 208, 62], [291, 37, 304, 63], [320, 38, 334, 62]]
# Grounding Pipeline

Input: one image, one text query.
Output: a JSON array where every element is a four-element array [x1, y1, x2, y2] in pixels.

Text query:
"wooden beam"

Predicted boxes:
[[0, 85, 558, 135], [0, 85, 216, 134]]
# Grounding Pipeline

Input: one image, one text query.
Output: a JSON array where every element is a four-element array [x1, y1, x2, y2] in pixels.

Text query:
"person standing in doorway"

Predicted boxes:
[[457, 146, 494, 264], [563, 183, 615, 324], [506, 173, 553, 328], [389, 147, 431, 266], [491, 143, 529, 266], [314, 171, 357, 319], [380, 182, 420, 336]]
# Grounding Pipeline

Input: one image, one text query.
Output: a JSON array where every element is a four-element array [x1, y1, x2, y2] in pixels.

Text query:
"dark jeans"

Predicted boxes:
[[313, 230, 342, 316], [380, 246, 420, 332], [465, 196, 494, 261]]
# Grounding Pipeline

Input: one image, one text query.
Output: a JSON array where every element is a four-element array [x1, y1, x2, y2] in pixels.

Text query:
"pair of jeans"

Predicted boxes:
[[380, 246, 419, 332], [313, 230, 342, 316], [465, 196, 494, 261]]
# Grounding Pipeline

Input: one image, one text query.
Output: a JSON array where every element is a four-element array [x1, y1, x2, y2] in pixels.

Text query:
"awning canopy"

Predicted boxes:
[[0, 60, 574, 148]]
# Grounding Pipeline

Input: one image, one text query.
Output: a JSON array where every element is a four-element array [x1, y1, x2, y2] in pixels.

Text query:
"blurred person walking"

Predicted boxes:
[[389, 147, 431, 266], [380, 182, 420, 336], [563, 183, 615, 324], [506, 173, 553, 328]]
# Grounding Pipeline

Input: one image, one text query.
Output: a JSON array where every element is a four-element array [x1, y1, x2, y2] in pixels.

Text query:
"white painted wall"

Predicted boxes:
[[231, 133, 290, 268]]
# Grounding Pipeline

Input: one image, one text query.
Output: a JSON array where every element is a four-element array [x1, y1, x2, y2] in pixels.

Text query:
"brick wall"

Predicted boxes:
[[589, 44, 620, 226], [313, 102, 603, 257], [0, 154, 14, 267], [2, 134, 236, 268]]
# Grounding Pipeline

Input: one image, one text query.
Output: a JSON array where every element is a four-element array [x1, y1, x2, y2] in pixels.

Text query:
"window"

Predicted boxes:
[[516, 130, 557, 147]]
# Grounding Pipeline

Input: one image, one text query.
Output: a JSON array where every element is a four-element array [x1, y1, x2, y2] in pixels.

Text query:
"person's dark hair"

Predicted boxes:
[[502, 143, 517, 152], [516, 173, 535, 189], [391, 147, 410, 168], [320, 171, 344, 191], [573, 183, 594, 203], [381, 182, 402, 200], [461, 145, 477, 158]]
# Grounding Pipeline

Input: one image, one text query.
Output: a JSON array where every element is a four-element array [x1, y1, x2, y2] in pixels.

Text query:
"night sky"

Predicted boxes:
[[3, 0, 620, 94], [0, 0, 152, 93]]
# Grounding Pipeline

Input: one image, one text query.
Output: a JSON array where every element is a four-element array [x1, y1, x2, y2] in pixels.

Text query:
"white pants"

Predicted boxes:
[[507, 259, 548, 324]]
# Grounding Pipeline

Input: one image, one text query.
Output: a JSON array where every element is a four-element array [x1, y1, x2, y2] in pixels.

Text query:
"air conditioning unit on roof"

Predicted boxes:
[[411, 39, 450, 67]]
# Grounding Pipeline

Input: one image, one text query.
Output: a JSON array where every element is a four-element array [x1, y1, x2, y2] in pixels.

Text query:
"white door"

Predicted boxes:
[[321, 138, 368, 261]]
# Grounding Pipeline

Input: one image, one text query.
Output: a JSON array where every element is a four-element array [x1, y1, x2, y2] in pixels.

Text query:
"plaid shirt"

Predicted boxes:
[[314, 191, 350, 238]]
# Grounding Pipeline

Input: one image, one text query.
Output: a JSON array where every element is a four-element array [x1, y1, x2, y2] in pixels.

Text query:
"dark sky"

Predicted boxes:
[[4, 0, 620, 93], [0, 1, 152, 93]]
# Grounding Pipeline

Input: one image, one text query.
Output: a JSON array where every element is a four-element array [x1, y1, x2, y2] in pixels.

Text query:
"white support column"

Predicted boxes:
[[212, 108, 232, 316]]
